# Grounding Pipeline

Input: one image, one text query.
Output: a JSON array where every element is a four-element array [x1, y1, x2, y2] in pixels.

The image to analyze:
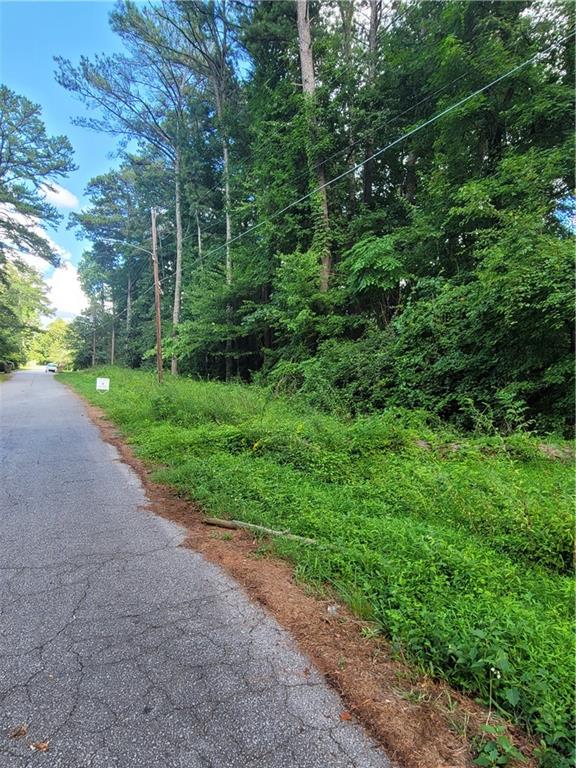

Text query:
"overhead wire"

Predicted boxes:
[[88, 26, 573, 328], [179, 67, 470, 246], [197, 31, 574, 262], [172, 0, 425, 243], [104, 250, 209, 325], [100, 1, 421, 252], [176, 0, 541, 249]]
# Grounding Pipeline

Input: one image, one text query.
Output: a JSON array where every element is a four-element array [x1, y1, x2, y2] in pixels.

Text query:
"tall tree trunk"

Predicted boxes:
[[223, 136, 232, 381], [125, 274, 132, 364], [91, 307, 96, 367], [110, 288, 116, 365], [195, 208, 203, 268], [110, 320, 115, 365], [126, 275, 132, 336], [296, 0, 331, 292], [338, 0, 357, 218], [222, 139, 232, 287], [215, 87, 233, 381], [171, 147, 183, 376], [363, 0, 381, 207]]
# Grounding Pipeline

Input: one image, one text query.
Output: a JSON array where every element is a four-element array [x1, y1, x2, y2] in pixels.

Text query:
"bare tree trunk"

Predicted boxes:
[[126, 275, 132, 335], [339, 0, 356, 218], [110, 288, 116, 365], [125, 274, 132, 364], [296, 0, 331, 292], [91, 308, 96, 367], [222, 139, 232, 287], [110, 320, 115, 365], [195, 208, 203, 268], [171, 148, 183, 376], [151, 206, 164, 384], [363, 0, 381, 207], [215, 90, 233, 381]]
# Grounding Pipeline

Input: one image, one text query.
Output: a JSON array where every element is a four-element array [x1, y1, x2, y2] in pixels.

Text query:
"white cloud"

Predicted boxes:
[[41, 183, 79, 210], [0, 202, 87, 321], [45, 260, 88, 321], [0, 202, 69, 267]]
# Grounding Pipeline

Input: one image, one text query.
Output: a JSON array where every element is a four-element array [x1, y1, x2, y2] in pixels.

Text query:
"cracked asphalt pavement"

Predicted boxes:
[[0, 371, 392, 768]]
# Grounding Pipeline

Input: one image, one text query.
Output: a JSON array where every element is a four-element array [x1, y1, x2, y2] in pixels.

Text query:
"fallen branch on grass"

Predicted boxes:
[[202, 517, 317, 545]]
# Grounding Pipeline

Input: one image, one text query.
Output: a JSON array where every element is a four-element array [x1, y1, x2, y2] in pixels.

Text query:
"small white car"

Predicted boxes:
[[45, 363, 58, 373]]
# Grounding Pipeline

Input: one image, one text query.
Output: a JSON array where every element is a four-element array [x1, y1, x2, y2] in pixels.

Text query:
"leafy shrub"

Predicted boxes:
[[266, 234, 574, 437]]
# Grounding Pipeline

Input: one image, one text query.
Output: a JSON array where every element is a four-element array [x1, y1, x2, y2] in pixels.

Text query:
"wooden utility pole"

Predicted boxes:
[[151, 207, 163, 384]]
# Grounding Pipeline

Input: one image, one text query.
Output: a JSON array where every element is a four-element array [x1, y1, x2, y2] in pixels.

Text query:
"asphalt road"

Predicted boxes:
[[0, 371, 391, 768]]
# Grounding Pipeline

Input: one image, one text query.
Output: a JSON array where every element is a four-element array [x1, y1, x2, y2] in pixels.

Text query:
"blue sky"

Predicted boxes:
[[0, 1, 127, 317]]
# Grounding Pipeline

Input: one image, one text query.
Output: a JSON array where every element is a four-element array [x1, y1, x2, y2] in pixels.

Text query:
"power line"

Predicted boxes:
[[175, 1, 423, 243], [199, 32, 574, 262], [179, 69, 470, 247], [86, 27, 573, 328], [179, 8, 554, 249], [101, 251, 208, 326], [95, 30, 571, 297], [81, 0, 445, 254]]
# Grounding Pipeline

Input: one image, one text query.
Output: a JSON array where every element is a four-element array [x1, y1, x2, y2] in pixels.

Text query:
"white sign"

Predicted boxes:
[[96, 377, 110, 392]]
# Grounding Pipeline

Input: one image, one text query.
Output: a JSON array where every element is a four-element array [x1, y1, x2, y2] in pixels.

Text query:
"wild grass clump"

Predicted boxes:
[[60, 367, 575, 765]]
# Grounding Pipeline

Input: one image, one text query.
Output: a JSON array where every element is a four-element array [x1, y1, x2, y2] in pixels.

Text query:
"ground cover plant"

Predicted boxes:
[[60, 367, 574, 766]]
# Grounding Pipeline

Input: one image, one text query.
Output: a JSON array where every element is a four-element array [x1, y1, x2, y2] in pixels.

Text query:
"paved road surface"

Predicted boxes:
[[0, 371, 391, 768]]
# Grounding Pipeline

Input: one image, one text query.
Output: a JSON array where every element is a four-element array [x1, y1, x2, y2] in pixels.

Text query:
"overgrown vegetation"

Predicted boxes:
[[0, 262, 51, 368], [56, 1, 573, 435], [61, 367, 574, 766], [30, 318, 73, 368], [4, 2, 572, 761]]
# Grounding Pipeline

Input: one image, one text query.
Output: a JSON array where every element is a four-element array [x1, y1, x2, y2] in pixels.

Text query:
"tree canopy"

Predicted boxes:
[[60, 0, 574, 435], [0, 85, 76, 272], [0, 86, 76, 365]]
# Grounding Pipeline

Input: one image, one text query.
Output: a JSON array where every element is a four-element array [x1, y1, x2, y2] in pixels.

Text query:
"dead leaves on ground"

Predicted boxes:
[[30, 740, 50, 752], [8, 724, 28, 739], [8, 725, 50, 752]]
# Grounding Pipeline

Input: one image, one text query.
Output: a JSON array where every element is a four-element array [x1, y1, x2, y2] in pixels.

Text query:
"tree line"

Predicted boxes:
[[2, 1, 573, 433], [0, 83, 75, 368]]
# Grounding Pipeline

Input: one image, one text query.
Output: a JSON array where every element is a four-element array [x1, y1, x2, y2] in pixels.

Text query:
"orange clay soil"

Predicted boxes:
[[80, 397, 537, 768]]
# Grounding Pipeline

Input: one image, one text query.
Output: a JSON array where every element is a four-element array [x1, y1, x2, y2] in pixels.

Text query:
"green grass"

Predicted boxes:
[[60, 366, 575, 766]]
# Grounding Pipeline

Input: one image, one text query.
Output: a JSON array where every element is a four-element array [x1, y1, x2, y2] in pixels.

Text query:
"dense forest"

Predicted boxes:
[[2, 0, 574, 430], [58, 0, 574, 436]]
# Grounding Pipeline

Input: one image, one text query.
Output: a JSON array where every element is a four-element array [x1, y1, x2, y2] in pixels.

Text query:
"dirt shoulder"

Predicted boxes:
[[81, 398, 537, 768]]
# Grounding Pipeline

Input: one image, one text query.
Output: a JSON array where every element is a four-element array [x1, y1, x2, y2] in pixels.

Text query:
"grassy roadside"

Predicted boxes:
[[60, 367, 574, 766]]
